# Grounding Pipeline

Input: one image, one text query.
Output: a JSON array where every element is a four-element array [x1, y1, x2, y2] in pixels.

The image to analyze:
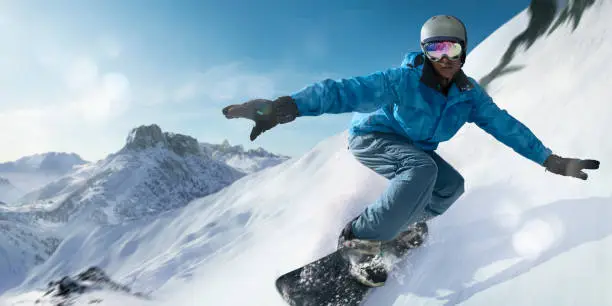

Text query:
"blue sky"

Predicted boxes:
[[0, 0, 530, 162]]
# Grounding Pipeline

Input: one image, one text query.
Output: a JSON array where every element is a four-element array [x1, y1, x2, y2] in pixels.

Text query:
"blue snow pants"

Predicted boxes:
[[348, 132, 465, 241]]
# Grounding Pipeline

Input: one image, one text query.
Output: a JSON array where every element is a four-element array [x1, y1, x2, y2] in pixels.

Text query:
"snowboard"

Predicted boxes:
[[275, 222, 428, 306]]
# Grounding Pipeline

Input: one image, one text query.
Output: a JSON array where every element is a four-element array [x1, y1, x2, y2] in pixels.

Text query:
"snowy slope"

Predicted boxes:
[[2, 1, 611, 305], [200, 140, 290, 174], [0, 177, 21, 204], [443, 0, 609, 205], [0, 220, 61, 295]]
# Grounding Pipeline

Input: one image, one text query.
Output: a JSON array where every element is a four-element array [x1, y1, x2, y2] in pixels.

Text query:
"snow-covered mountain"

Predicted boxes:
[[200, 140, 290, 174], [0, 220, 61, 295], [0, 153, 88, 203], [0, 152, 87, 174], [4, 124, 245, 227], [0, 177, 21, 204], [0, 124, 250, 296], [2, 1, 611, 305]]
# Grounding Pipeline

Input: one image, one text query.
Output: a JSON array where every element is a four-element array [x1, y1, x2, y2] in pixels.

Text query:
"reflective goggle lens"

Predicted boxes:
[[423, 41, 463, 61]]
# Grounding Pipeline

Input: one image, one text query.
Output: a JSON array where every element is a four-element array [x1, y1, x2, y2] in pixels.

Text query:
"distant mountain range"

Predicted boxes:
[[0, 153, 88, 204], [2, 124, 290, 227], [0, 152, 87, 174], [0, 123, 292, 294]]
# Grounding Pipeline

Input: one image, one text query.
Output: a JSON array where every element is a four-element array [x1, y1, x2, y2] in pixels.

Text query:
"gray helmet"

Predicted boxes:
[[420, 15, 468, 63]]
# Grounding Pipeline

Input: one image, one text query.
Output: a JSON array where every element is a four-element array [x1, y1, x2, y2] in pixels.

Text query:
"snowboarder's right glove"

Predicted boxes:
[[543, 154, 600, 180], [222, 96, 299, 141]]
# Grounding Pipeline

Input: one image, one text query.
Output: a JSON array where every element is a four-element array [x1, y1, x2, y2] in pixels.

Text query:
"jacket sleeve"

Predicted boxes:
[[290, 67, 409, 116], [469, 84, 552, 165]]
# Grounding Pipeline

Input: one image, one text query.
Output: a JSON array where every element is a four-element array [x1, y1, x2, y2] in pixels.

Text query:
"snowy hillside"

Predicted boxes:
[[200, 140, 290, 174], [2, 124, 245, 227], [0, 177, 21, 204], [0, 220, 61, 295], [2, 1, 611, 306], [0, 153, 88, 203]]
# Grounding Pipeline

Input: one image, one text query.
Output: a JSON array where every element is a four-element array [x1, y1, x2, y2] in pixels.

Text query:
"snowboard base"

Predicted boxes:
[[275, 249, 371, 306], [275, 222, 428, 306]]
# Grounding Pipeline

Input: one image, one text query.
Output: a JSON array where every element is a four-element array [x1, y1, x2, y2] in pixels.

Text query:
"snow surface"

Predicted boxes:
[[2, 1, 612, 305], [0, 177, 21, 204], [0, 220, 60, 296], [200, 140, 290, 174]]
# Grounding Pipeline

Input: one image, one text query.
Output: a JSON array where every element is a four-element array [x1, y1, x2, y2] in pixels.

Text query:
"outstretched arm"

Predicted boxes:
[[469, 85, 599, 180], [469, 88, 552, 165], [291, 67, 408, 116], [223, 67, 412, 140]]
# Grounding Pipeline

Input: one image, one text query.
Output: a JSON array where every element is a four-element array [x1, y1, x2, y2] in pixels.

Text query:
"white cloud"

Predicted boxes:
[[139, 86, 171, 106], [172, 62, 277, 103], [0, 109, 52, 161], [65, 57, 99, 90], [0, 6, 135, 162], [174, 80, 200, 102], [49, 55, 131, 123], [138, 62, 337, 110], [30, 43, 132, 123], [68, 72, 131, 123], [0, 38, 131, 161]]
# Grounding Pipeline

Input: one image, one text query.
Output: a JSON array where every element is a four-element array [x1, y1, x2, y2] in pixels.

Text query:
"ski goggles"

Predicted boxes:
[[422, 41, 463, 62]]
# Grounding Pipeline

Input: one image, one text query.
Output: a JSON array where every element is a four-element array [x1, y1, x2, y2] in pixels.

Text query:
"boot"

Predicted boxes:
[[382, 221, 428, 257], [337, 219, 387, 287]]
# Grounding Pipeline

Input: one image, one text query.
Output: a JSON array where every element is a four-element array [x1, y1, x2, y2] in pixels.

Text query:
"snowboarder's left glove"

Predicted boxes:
[[222, 96, 299, 141], [543, 154, 600, 180]]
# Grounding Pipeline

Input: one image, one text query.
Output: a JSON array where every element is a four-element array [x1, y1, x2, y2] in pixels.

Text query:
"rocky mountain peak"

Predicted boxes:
[[35, 266, 148, 305], [166, 132, 201, 156], [125, 124, 166, 150], [220, 139, 231, 149], [124, 124, 201, 156]]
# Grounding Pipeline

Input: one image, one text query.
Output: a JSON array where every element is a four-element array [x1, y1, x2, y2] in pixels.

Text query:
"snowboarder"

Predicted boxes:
[[222, 15, 600, 288]]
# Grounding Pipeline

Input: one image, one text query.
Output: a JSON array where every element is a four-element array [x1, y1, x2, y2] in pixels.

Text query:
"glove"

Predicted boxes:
[[543, 154, 600, 180], [222, 96, 299, 141]]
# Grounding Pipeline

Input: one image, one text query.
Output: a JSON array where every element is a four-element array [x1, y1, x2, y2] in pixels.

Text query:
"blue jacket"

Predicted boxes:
[[290, 51, 552, 165]]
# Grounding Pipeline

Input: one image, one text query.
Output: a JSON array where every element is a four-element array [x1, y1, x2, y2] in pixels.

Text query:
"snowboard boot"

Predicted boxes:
[[337, 220, 387, 287], [382, 221, 429, 257]]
